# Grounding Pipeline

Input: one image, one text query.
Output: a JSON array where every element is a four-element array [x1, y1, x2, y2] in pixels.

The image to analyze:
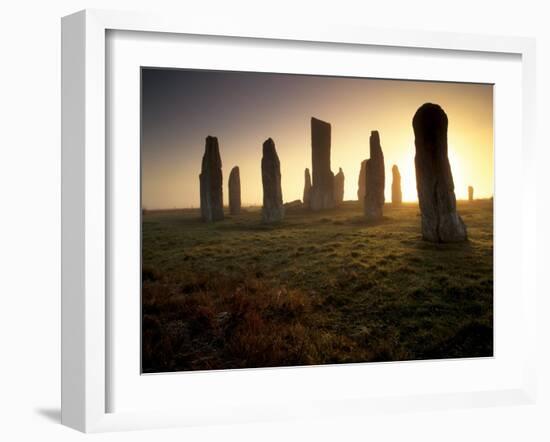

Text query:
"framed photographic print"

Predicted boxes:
[[61, 9, 537, 432], [140, 68, 493, 373]]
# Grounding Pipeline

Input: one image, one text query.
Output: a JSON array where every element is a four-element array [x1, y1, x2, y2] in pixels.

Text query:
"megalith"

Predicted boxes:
[[391, 165, 402, 205], [413, 103, 467, 242], [357, 159, 367, 202], [261, 138, 284, 222], [468, 186, 474, 202], [333, 167, 345, 206], [310, 117, 335, 210], [303, 168, 312, 209], [199, 136, 224, 222], [363, 131, 385, 220], [228, 166, 241, 215]]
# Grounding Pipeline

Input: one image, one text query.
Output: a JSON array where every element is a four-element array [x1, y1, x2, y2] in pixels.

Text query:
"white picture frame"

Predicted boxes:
[[61, 9, 537, 433]]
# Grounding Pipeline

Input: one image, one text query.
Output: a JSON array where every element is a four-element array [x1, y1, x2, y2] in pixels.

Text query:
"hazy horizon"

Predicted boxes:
[[141, 69, 493, 210]]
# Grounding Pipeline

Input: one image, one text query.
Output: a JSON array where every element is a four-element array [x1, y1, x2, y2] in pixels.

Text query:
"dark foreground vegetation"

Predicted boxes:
[[142, 200, 493, 373]]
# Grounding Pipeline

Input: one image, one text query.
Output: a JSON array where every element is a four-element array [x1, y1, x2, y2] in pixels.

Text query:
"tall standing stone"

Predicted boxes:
[[357, 159, 367, 202], [364, 131, 385, 220], [333, 167, 345, 206], [392, 165, 402, 205], [468, 186, 474, 202], [303, 168, 312, 209], [261, 138, 284, 222], [310, 117, 335, 210], [228, 166, 241, 215], [413, 103, 467, 242], [199, 136, 224, 222]]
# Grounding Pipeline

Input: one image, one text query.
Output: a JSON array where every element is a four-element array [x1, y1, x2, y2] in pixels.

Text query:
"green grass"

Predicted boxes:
[[142, 199, 493, 372]]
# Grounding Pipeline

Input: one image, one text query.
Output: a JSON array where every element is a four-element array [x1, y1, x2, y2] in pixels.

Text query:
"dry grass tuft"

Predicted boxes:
[[142, 273, 373, 372]]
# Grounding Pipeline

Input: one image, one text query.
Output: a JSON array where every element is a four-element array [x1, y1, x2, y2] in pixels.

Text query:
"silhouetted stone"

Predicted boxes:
[[303, 168, 312, 209], [468, 186, 474, 202], [310, 117, 335, 210], [392, 165, 402, 205], [413, 103, 467, 242], [334, 167, 345, 206], [228, 166, 241, 215], [284, 199, 303, 210], [357, 159, 367, 202], [199, 136, 224, 222], [261, 138, 284, 222], [364, 131, 385, 220]]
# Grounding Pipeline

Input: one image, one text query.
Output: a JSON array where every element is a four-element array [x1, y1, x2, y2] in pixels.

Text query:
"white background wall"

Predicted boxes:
[[0, 1, 548, 440]]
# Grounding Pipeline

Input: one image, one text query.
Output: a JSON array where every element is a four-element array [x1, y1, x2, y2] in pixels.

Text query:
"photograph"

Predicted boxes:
[[140, 68, 494, 373]]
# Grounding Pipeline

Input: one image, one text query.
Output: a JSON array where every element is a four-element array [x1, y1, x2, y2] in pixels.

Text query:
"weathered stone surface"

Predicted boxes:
[[303, 168, 312, 209], [261, 138, 284, 222], [357, 159, 367, 202], [468, 186, 474, 202], [364, 131, 385, 220], [310, 117, 335, 210], [391, 165, 402, 205], [199, 136, 224, 222], [333, 167, 345, 206], [228, 166, 241, 215], [413, 103, 467, 242]]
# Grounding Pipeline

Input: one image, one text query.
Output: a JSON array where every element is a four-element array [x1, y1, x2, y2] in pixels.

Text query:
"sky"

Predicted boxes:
[[141, 68, 493, 210]]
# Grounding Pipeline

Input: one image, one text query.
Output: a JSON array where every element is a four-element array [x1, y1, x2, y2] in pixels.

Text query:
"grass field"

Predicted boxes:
[[142, 200, 493, 373]]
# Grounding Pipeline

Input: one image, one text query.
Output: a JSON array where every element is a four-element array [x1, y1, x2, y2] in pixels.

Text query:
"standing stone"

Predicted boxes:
[[333, 167, 345, 206], [199, 136, 224, 222], [364, 131, 385, 220], [261, 138, 284, 222], [310, 117, 335, 210], [357, 159, 367, 202], [228, 166, 241, 215], [468, 186, 474, 202], [413, 103, 467, 242], [303, 168, 312, 209], [392, 165, 402, 205]]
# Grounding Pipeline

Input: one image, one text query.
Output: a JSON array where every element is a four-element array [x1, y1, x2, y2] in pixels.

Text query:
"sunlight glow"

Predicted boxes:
[[141, 70, 493, 209]]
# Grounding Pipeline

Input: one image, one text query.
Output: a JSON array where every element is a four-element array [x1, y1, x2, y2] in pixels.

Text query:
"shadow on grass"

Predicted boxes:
[[411, 238, 474, 253], [419, 321, 493, 359]]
